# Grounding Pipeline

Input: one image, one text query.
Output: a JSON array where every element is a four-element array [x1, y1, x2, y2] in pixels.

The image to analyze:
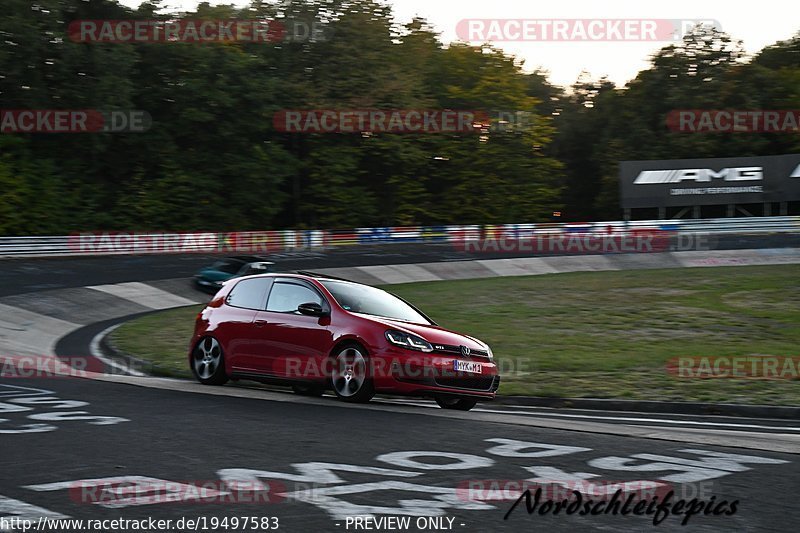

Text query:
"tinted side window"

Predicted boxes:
[[266, 282, 322, 313], [226, 278, 272, 310]]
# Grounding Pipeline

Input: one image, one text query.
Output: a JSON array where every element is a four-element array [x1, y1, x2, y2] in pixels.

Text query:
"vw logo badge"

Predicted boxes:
[[460, 345, 470, 357]]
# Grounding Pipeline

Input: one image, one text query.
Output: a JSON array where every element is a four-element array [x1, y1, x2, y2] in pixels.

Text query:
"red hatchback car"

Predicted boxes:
[[189, 272, 499, 410]]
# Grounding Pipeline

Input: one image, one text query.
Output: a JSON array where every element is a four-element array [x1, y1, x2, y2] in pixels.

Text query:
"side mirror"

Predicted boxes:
[[297, 302, 326, 317]]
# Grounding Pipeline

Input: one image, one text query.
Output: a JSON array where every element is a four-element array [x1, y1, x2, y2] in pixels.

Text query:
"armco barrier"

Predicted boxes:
[[0, 217, 799, 258]]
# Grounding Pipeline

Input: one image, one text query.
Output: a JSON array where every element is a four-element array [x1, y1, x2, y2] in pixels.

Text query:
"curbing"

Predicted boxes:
[[495, 395, 800, 420]]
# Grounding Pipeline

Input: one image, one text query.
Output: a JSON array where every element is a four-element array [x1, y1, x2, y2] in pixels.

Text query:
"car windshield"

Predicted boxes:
[[320, 280, 432, 325], [210, 260, 244, 274]]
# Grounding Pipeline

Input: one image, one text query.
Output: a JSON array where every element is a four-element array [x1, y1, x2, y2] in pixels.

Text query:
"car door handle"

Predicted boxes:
[[254, 320, 268, 327]]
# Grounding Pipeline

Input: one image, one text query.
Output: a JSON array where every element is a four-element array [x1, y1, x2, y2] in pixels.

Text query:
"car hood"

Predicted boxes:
[[354, 314, 487, 350], [196, 269, 235, 282]]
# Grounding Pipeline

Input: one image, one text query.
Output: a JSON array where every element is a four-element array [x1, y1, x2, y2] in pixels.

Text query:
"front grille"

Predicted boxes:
[[434, 375, 496, 391], [433, 344, 491, 360]]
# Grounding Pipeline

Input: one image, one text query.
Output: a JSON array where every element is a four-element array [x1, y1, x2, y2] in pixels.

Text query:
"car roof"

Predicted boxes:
[[244, 272, 360, 285], [228, 255, 268, 263]]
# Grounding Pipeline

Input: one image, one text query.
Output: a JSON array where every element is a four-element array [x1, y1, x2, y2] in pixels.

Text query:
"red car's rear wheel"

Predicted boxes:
[[331, 344, 374, 403], [191, 337, 229, 386]]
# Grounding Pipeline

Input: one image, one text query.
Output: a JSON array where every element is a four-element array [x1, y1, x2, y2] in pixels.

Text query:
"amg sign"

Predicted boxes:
[[633, 167, 763, 184], [620, 154, 800, 208]]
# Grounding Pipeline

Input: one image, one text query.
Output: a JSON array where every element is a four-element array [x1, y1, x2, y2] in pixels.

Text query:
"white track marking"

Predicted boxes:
[[0, 384, 54, 398], [375, 398, 800, 432], [468, 408, 800, 432], [86, 282, 199, 309], [0, 303, 78, 356], [355, 265, 441, 284], [89, 323, 146, 377], [0, 494, 68, 522]]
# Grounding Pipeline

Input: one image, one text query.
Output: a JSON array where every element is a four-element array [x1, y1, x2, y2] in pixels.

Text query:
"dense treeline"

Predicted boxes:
[[0, 0, 798, 234]]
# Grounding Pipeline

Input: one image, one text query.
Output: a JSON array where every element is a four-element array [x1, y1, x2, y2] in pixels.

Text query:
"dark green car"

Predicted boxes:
[[193, 256, 275, 292]]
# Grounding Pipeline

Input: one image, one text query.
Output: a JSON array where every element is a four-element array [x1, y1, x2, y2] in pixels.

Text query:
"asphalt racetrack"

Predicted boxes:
[[1, 250, 798, 533]]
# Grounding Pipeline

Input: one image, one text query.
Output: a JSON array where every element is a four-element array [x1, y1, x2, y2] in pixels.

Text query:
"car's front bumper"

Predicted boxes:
[[370, 347, 499, 400], [194, 277, 223, 290]]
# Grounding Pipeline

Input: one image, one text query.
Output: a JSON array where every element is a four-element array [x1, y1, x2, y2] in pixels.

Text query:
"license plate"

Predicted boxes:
[[454, 360, 482, 374]]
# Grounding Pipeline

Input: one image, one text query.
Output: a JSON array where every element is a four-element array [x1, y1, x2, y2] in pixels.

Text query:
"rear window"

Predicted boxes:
[[226, 278, 272, 309]]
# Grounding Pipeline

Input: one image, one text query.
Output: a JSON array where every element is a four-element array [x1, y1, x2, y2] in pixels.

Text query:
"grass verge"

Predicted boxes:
[[110, 264, 800, 405]]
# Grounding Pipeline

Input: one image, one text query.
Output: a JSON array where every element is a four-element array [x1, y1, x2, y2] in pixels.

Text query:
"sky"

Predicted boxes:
[[118, 0, 798, 88]]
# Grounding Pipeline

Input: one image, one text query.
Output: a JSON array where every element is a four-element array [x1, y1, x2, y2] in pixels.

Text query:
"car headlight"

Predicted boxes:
[[486, 345, 494, 360], [385, 330, 433, 352]]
